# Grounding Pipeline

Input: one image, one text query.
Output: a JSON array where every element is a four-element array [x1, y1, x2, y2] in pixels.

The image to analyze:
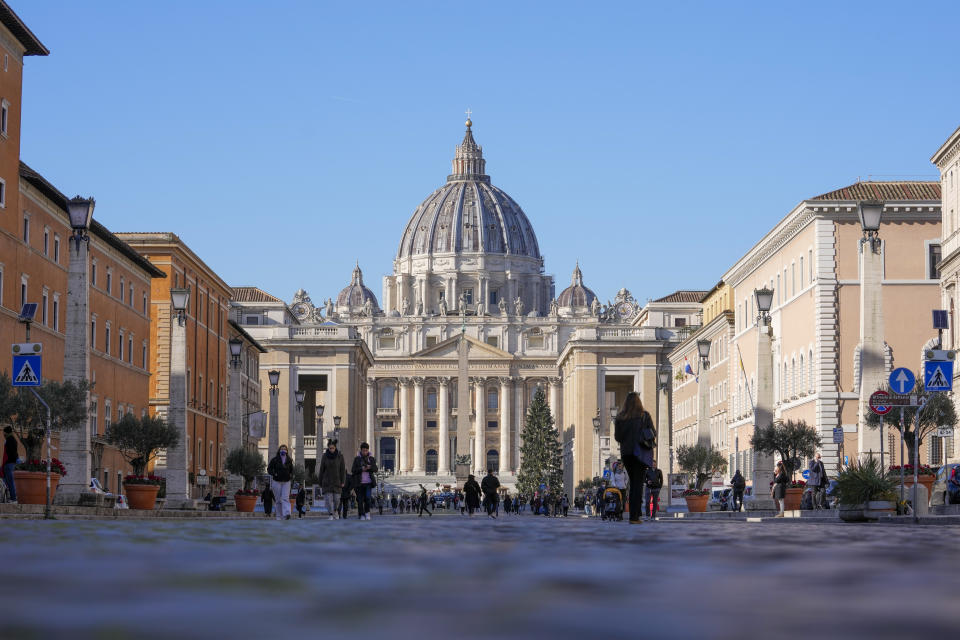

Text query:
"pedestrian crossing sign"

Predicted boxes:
[[12, 354, 42, 387], [924, 360, 953, 392]]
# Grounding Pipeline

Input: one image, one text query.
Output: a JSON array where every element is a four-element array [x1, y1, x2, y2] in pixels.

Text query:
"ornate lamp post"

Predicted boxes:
[[333, 415, 342, 445], [857, 200, 885, 465], [294, 389, 305, 464], [267, 370, 280, 456], [166, 287, 191, 505], [592, 410, 602, 479], [749, 286, 776, 510], [226, 337, 244, 498], [657, 366, 672, 505], [696, 338, 712, 446], [316, 404, 325, 440]]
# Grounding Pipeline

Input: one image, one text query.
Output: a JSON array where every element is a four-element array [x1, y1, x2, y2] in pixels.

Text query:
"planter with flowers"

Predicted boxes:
[[682, 488, 710, 513], [836, 458, 897, 522], [105, 413, 179, 510], [123, 475, 163, 510], [225, 447, 266, 512], [785, 479, 806, 511], [14, 458, 66, 504]]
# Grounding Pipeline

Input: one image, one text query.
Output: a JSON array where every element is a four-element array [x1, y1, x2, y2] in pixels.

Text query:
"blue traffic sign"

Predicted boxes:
[[889, 368, 915, 394], [12, 354, 41, 387], [801, 469, 810, 480], [924, 360, 953, 392]]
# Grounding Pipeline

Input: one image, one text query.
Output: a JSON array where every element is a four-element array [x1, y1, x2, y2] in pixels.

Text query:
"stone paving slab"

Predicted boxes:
[[2, 514, 958, 639]]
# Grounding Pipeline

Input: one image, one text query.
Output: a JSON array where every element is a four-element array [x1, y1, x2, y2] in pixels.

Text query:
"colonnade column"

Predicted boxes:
[[413, 378, 424, 474], [438, 378, 450, 475], [399, 378, 410, 473], [548, 377, 562, 430], [499, 377, 512, 474], [365, 379, 375, 457], [474, 377, 486, 475], [514, 380, 524, 473]]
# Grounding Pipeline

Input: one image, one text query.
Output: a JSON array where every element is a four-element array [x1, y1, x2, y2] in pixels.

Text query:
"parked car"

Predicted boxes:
[[930, 463, 960, 506]]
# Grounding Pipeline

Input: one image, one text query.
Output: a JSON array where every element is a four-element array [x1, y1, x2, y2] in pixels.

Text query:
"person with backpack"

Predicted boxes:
[[644, 464, 664, 518], [614, 392, 656, 525], [731, 470, 746, 512], [267, 445, 294, 521], [481, 469, 500, 518], [463, 474, 482, 516], [261, 484, 275, 517]]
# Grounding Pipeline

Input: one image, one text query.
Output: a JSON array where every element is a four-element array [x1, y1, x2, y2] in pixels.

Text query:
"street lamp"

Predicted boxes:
[[268, 370, 280, 395], [316, 405, 324, 437], [755, 286, 774, 326], [858, 200, 883, 253], [696, 338, 711, 370], [228, 338, 242, 368], [66, 195, 95, 253], [170, 288, 190, 326], [294, 389, 305, 412], [592, 410, 602, 478], [658, 366, 671, 391]]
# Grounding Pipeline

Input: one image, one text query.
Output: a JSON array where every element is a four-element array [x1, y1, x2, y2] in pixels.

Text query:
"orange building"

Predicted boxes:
[[115, 233, 232, 498], [0, 2, 165, 493]]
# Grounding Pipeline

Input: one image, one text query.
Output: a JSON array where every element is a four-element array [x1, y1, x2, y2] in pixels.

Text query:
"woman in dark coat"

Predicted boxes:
[[773, 461, 789, 517], [614, 392, 655, 524], [319, 439, 346, 520], [261, 484, 275, 517], [463, 474, 482, 516]]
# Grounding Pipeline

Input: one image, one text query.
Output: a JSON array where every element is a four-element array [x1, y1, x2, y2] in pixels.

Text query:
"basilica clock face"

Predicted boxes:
[[615, 301, 633, 318], [292, 302, 310, 320]]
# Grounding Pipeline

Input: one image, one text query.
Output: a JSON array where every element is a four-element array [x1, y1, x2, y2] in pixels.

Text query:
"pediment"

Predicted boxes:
[[413, 334, 514, 360]]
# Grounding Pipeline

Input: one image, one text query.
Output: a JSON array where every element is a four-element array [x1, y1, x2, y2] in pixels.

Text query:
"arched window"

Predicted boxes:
[[791, 357, 796, 397], [425, 449, 438, 474], [487, 387, 498, 410], [486, 449, 500, 473], [426, 387, 438, 410], [380, 383, 395, 408], [799, 354, 804, 392], [808, 349, 815, 393]]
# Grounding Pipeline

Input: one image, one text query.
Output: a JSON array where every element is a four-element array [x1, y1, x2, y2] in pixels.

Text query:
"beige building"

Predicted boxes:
[[701, 180, 943, 486], [235, 120, 681, 492], [932, 125, 960, 465]]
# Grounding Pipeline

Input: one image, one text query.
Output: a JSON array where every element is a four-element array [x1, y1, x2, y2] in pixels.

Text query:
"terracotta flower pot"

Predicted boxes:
[[124, 483, 160, 510], [13, 471, 60, 505], [784, 487, 804, 511], [235, 494, 257, 512], [684, 494, 709, 512]]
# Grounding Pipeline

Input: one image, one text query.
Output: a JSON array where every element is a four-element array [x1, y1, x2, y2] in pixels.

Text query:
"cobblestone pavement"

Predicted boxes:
[[3, 514, 958, 639]]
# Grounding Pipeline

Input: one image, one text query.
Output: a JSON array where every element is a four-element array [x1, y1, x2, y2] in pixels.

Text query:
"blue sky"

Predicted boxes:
[[14, 1, 960, 306]]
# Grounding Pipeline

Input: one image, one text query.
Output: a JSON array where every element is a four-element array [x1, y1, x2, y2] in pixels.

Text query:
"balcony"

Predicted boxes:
[[377, 407, 400, 418], [304, 436, 317, 449]]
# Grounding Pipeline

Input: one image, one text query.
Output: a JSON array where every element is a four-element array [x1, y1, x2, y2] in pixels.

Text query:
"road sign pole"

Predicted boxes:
[[899, 409, 905, 507], [28, 388, 52, 520]]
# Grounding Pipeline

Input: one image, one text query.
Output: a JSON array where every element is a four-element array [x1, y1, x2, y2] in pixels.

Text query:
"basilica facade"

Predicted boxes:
[[235, 120, 681, 491]]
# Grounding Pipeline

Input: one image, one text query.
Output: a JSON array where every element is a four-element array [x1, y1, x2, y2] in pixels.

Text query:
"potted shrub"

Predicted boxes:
[[224, 447, 265, 512], [751, 419, 820, 510], [0, 373, 91, 504], [835, 458, 897, 522], [676, 444, 727, 512], [888, 464, 937, 498], [105, 413, 179, 510]]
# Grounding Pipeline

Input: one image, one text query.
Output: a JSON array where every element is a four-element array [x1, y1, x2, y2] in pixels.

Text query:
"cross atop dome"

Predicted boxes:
[[465, 107, 472, 128]]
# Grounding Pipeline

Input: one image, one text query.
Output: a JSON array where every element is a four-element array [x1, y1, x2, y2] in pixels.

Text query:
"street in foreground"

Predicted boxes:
[[3, 516, 957, 639]]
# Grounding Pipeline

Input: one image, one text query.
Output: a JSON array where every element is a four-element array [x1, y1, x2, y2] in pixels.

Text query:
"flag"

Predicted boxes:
[[684, 357, 697, 382]]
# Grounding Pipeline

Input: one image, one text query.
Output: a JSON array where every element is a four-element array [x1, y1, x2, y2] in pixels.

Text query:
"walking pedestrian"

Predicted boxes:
[[731, 470, 746, 512], [418, 484, 433, 517], [2, 426, 18, 503], [340, 474, 354, 519], [391, 495, 399, 513], [772, 460, 788, 517], [351, 442, 377, 520], [644, 464, 663, 518], [377, 493, 384, 515], [614, 392, 656, 524], [464, 474, 482, 516], [481, 469, 500, 518], [807, 453, 828, 510], [319, 438, 346, 520], [261, 484, 275, 517], [267, 445, 294, 521], [295, 484, 306, 518], [561, 493, 569, 517]]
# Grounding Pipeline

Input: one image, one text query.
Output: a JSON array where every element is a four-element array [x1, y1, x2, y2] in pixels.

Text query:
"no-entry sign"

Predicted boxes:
[[869, 390, 891, 415]]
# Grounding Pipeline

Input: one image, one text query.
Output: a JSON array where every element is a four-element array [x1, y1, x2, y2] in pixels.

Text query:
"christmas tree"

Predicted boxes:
[[516, 386, 563, 497]]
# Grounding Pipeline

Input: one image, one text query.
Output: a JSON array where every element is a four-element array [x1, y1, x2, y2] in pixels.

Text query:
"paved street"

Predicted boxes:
[[3, 514, 957, 639]]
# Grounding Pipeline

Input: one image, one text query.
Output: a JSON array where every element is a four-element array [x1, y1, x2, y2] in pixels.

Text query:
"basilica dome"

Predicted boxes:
[[396, 120, 541, 261], [336, 263, 378, 311], [557, 263, 597, 309]]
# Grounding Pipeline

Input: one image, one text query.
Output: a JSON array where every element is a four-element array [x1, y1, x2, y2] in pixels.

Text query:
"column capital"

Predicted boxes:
[[412, 376, 425, 387], [470, 376, 488, 385], [437, 376, 451, 387], [366, 377, 376, 387], [548, 376, 562, 386], [499, 376, 514, 386], [398, 376, 411, 386]]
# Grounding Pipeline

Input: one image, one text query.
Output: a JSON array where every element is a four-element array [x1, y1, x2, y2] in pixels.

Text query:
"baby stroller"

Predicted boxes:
[[601, 487, 623, 521]]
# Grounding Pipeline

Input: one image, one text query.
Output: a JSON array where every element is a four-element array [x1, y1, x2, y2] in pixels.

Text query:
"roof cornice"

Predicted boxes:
[[0, 1, 48, 56], [931, 124, 960, 167]]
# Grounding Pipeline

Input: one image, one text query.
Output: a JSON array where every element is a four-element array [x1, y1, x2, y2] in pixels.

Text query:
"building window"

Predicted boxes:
[[91, 317, 96, 345], [118, 332, 124, 361], [106, 269, 112, 296], [426, 420, 437, 429], [22, 213, 28, 242], [674, 317, 686, 327], [129, 284, 134, 306], [487, 420, 498, 430], [380, 421, 394, 430], [929, 243, 942, 280], [527, 328, 544, 349], [380, 384, 395, 408], [104, 324, 111, 355], [489, 289, 499, 305], [128, 336, 133, 363], [0, 178, 5, 208], [463, 288, 473, 305], [43, 228, 49, 256], [426, 388, 437, 410], [41, 290, 48, 325], [487, 388, 498, 410], [89, 397, 98, 436], [486, 449, 499, 473], [53, 235, 60, 264], [20, 277, 26, 309], [1, 99, 8, 136], [52, 294, 59, 332], [104, 400, 112, 430], [485, 336, 499, 348], [142, 341, 147, 368], [119, 277, 124, 300], [143, 293, 148, 314], [91, 262, 97, 286], [425, 449, 438, 474], [425, 336, 438, 348], [378, 329, 396, 349]]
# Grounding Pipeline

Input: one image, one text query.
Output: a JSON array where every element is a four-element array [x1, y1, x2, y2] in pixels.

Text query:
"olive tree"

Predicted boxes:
[[750, 419, 821, 481], [0, 372, 92, 461], [676, 443, 727, 491]]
